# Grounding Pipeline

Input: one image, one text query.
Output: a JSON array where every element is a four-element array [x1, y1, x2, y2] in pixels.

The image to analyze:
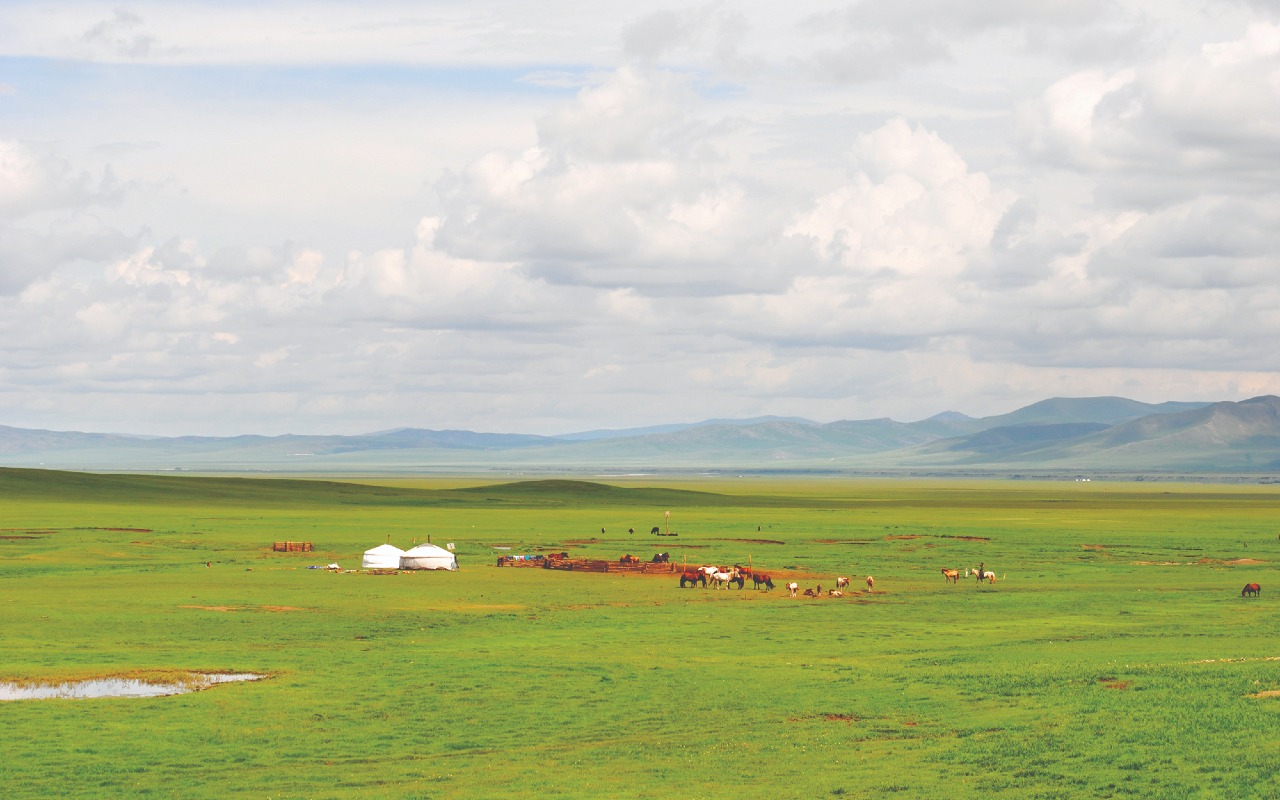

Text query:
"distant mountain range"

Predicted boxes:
[[8, 396, 1280, 474]]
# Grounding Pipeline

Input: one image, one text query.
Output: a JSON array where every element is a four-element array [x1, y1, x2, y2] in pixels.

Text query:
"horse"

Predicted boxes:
[[651, 526, 661, 535], [752, 573, 775, 591], [865, 576, 874, 591], [679, 570, 707, 588], [787, 582, 799, 597], [1242, 583, 1261, 598], [828, 590, 844, 598], [620, 554, 640, 564], [628, 528, 634, 534], [974, 569, 996, 584], [651, 552, 670, 563], [836, 576, 850, 589], [709, 568, 742, 590], [941, 569, 960, 584]]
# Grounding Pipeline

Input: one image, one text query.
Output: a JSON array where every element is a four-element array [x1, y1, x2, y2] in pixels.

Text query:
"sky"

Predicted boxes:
[[2, 0, 1280, 436]]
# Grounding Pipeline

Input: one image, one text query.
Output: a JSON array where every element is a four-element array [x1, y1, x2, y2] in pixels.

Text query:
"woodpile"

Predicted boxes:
[[272, 541, 313, 552]]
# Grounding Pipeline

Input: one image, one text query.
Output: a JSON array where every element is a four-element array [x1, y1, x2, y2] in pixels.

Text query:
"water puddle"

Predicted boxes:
[[0, 672, 264, 701]]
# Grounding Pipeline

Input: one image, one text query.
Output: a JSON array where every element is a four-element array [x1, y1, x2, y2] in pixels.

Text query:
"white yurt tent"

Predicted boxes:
[[399, 542, 458, 571], [362, 543, 406, 570]]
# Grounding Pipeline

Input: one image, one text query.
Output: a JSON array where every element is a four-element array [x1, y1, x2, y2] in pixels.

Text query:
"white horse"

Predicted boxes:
[[836, 576, 850, 588], [787, 582, 799, 597], [709, 568, 739, 589]]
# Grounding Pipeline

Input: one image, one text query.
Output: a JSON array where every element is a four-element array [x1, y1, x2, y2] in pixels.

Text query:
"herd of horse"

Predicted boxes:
[[666, 558, 1261, 599]]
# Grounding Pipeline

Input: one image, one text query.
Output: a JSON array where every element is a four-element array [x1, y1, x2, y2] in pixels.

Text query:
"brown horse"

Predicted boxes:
[[1242, 583, 1261, 598], [941, 568, 960, 584], [679, 570, 707, 588]]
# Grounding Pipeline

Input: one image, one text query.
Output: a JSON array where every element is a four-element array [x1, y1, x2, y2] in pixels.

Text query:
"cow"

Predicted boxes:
[[1243, 583, 1261, 598]]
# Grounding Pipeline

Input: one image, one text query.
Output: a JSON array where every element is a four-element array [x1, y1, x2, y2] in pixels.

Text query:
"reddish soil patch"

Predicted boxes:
[[182, 605, 237, 612], [824, 713, 857, 722], [261, 606, 310, 612], [1194, 557, 1265, 565], [885, 535, 922, 540], [814, 539, 874, 545], [727, 538, 785, 545], [940, 535, 991, 542], [1250, 690, 1280, 699], [1082, 544, 1108, 551], [1099, 679, 1131, 690], [102, 528, 153, 533]]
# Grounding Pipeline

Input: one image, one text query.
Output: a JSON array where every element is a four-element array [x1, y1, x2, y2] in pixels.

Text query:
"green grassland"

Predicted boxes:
[[2, 468, 1279, 799]]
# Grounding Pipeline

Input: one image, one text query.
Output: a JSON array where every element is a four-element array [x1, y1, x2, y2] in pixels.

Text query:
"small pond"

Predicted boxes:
[[0, 672, 264, 701]]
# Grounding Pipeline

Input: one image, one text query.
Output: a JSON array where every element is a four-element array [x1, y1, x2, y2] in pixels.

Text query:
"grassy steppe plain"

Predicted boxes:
[[1, 469, 1278, 799]]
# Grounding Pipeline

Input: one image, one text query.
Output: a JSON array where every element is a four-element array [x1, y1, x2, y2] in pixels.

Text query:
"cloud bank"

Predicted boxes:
[[2, 1, 1279, 435]]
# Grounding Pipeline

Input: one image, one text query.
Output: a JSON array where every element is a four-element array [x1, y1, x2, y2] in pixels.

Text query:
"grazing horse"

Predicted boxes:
[[651, 552, 670, 563], [1242, 582, 1261, 598], [941, 569, 960, 584], [865, 576, 874, 591], [787, 582, 799, 597], [651, 526, 661, 535], [679, 570, 707, 588], [836, 576, 850, 589]]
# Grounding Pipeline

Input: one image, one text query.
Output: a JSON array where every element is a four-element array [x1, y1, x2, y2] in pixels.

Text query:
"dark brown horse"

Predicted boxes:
[[680, 570, 707, 588], [1242, 582, 1261, 598]]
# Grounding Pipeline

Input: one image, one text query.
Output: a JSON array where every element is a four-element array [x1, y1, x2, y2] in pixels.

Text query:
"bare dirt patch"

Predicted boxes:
[[102, 528, 153, 533], [182, 605, 312, 613], [886, 535, 922, 540], [1250, 690, 1280, 699], [814, 539, 874, 545], [1099, 678, 1131, 690], [1083, 544, 1108, 551], [941, 535, 991, 542], [727, 538, 785, 545]]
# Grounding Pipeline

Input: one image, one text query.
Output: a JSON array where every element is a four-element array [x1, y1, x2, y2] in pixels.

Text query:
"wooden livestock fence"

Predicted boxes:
[[272, 541, 313, 552], [542, 559, 676, 574]]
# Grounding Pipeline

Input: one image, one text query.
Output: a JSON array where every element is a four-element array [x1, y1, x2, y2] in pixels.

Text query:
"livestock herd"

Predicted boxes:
[[671, 560, 1262, 599]]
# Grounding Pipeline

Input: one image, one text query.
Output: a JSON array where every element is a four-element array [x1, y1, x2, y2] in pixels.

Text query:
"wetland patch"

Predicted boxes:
[[0, 672, 265, 701]]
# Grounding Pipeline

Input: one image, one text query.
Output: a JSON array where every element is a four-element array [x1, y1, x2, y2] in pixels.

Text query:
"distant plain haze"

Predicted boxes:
[[2, 2, 1279, 437]]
